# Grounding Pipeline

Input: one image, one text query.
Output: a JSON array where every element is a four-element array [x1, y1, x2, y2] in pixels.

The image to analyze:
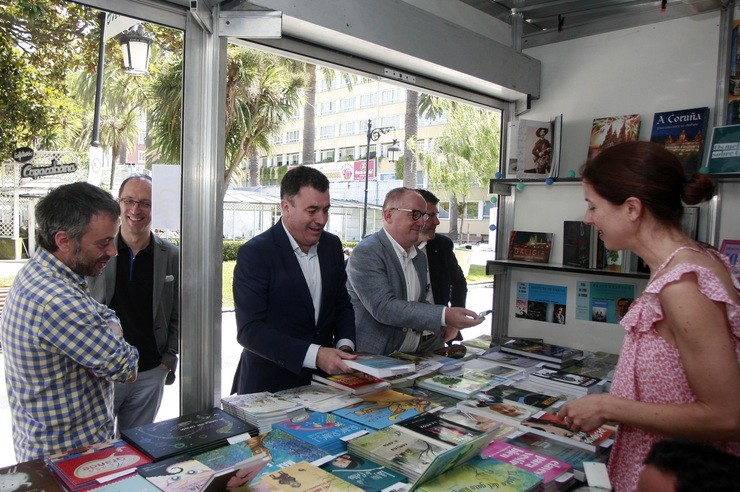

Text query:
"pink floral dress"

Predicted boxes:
[[608, 246, 740, 491]]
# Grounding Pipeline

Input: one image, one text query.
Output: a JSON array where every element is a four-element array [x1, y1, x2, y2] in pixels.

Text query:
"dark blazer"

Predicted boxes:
[[231, 221, 355, 394], [88, 234, 180, 384], [426, 234, 467, 308]]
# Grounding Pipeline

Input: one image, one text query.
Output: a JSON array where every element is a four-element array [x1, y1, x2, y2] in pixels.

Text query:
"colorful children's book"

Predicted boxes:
[[344, 353, 416, 378], [481, 440, 574, 490], [200, 455, 270, 492], [320, 452, 408, 492], [137, 454, 214, 492], [252, 460, 362, 491], [312, 371, 390, 396], [518, 412, 616, 453], [46, 439, 151, 491], [396, 412, 483, 448], [332, 389, 442, 430], [270, 411, 368, 455], [121, 407, 257, 461], [0, 458, 65, 491], [87, 474, 161, 492], [414, 456, 542, 492], [242, 429, 332, 480]]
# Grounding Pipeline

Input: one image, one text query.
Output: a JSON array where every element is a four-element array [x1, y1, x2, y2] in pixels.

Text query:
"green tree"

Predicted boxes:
[[402, 89, 419, 188]]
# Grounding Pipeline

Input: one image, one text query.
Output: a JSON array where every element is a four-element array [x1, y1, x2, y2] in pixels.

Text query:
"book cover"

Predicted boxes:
[[562, 220, 593, 269], [332, 389, 441, 430], [587, 114, 641, 160], [506, 432, 609, 482], [396, 412, 483, 448], [47, 439, 151, 491], [200, 455, 270, 492], [137, 455, 214, 492], [650, 107, 710, 174], [508, 231, 554, 263], [121, 407, 257, 461], [708, 124, 740, 173], [437, 408, 503, 433], [500, 339, 582, 364], [344, 353, 416, 378], [505, 116, 562, 180], [481, 440, 573, 484], [242, 429, 331, 480], [394, 386, 462, 411], [555, 351, 619, 380], [390, 350, 460, 374], [518, 412, 615, 452], [312, 371, 390, 396], [415, 372, 496, 399], [220, 392, 303, 417], [483, 383, 562, 410], [270, 411, 367, 452], [457, 396, 540, 428], [529, 367, 603, 394], [251, 461, 362, 491], [320, 452, 407, 491], [720, 239, 740, 282], [273, 383, 354, 410], [415, 456, 542, 492], [412, 431, 497, 487], [0, 459, 65, 492], [87, 474, 161, 492], [480, 351, 542, 372]]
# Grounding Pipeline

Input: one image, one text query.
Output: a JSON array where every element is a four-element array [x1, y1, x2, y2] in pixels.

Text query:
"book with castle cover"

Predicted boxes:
[[121, 407, 257, 461], [481, 440, 574, 488], [46, 439, 151, 491], [508, 231, 554, 264], [0, 459, 65, 492], [518, 412, 616, 453], [650, 107, 710, 174], [320, 452, 408, 491], [587, 114, 641, 160], [332, 389, 442, 430], [252, 460, 362, 491], [415, 455, 542, 492]]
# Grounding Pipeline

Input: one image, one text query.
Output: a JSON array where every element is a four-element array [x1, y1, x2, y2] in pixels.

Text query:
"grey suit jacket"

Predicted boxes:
[[346, 228, 444, 354], [88, 234, 179, 384]]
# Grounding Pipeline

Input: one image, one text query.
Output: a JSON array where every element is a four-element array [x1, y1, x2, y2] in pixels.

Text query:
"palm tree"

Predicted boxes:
[[402, 89, 419, 188]]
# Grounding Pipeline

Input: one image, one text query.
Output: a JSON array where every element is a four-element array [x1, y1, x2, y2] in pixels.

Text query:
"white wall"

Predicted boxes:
[[498, 11, 731, 354]]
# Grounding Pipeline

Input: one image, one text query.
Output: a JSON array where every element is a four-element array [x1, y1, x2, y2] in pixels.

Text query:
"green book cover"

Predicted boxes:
[[415, 456, 542, 492]]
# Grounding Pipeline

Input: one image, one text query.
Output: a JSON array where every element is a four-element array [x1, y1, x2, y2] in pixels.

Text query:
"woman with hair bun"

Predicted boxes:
[[557, 141, 740, 491]]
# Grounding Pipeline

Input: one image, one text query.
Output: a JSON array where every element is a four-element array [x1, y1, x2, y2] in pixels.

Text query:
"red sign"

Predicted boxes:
[[354, 159, 375, 181]]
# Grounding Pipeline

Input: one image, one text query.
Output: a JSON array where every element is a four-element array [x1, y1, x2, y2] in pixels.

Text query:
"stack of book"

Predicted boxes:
[[271, 411, 368, 455], [482, 383, 565, 411], [500, 339, 583, 367], [332, 388, 443, 430], [460, 334, 496, 356], [415, 367, 510, 400], [274, 383, 362, 412], [481, 440, 575, 492], [481, 350, 543, 374], [518, 412, 616, 453], [45, 440, 151, 491], [312, 370, 391, 396], [527, 367, 605, 397], [345, 353, 416, 378], [460, 358, 528, 383], [121, 408, 258, 461], [220, 392, 306, 434], [320, 451, 408, 491], [553, 351, 619, 381]]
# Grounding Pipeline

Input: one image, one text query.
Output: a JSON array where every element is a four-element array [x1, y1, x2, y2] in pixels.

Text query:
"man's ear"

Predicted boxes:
[[54, 231, 73, 253], [624, 197, 643, 221]]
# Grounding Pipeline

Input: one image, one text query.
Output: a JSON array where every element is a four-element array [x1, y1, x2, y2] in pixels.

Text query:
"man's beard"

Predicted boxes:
[[70, 242, 108, 277]]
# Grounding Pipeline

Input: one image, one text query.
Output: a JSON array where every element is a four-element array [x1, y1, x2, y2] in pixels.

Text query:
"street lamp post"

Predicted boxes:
[[362, 119, 395, 237]]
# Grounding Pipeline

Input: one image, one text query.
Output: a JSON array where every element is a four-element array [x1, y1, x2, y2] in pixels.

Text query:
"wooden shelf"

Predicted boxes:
[[486, 259, 650, 279]]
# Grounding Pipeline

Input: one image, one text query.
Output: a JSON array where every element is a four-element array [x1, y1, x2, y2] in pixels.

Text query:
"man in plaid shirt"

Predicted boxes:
[[0, 182, 139, 462]]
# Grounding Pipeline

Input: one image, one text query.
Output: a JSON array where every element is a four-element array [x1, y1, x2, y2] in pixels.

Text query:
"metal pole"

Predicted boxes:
[[362, 119, 371, 237], [92, 11, 106, 147]]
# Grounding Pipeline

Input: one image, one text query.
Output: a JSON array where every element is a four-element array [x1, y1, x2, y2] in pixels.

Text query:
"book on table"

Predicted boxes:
[[395, 412, 485, 448], [312, 370, 390, 396], [518, 411, 616, 453], [120, 407, 258, 461], [220, 391, 306, 434], [552, 351, 619, 381], [270, 411, 368, 455], [500, 338, 582, 365], [508, 231, 554, 263], [528, 367, 605, 396], [344, 353, 416, 378], [482, 383, 564, 410], [332, 388, 443, 430], [437, 407, 503, 434], [320, 452, 408, 492], [414, 455, 542, 492], [1, 458, 64, 492], [481, 350, 543, 374], [45, 439, 152, 491], [459, 357, 527, 383], [481, 439, 575, 492], [239, 428, 332, 481], [252, 460, 363, 491], [394, 385, 463, 411], [390, 350, 461, 374], [273, 383, 362, 412], [457, 395, 541, 428], [87, 474, 160, 492]]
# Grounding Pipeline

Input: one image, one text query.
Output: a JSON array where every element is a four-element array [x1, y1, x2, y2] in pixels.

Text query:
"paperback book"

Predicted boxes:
[[390, 350, 462, 374], [0, 459, 65, 492], [242, 429, 332, 481], [528, 367, 604, 396], [394, 385, 462, 411], [500, 339, 582, 365], [344, 353, 416, 378], [553, 351, 619, 380], [587, 114, 641, 160], [312, 370, 390, 396], [396, 412, 484, 448], [121, 407, 257, 461], [562, 221, 599, 269], [332, 388, 442, 430], [415, 370, 501, 400], [273, 383, 362, 412], [707, 124, 740, 173], [46, 439, 151, 491], [437, 408, 504, 434], [320, 452, 408, 491], [220, 392, 306, 434], [460, 358, 527, 383], [483, 383, 563, 410], [481, 351, 543, 374], [650, 107, 710, 174], [508, 231, 554, 263], [415, 455, 542, 492], [505, 115, 562, 180], [252, 460, 362, 491], [518, 412, 616, 453], [270, 411, 368, 455], [481, 440, 574, 492], [88, 474, 160, 492], [137, 454, 214, 492], [457, 395, 540, 428]]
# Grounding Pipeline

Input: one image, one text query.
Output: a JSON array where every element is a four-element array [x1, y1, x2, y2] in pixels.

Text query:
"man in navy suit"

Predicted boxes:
[[231, 166, 356, 394], [415, 189, 468, 344]]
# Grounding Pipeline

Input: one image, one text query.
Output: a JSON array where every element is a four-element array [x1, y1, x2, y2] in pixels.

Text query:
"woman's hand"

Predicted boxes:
[[558, 394, 612, 433]]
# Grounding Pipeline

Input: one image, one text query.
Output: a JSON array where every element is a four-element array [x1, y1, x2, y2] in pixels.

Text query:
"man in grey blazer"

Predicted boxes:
[[88, 175, 179, 432], [346, 187, 482, 355]]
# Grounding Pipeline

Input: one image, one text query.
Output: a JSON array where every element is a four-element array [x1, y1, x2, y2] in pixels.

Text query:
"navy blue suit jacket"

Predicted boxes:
[[231, 221, 355, 394], [426, 234, 467, 308]]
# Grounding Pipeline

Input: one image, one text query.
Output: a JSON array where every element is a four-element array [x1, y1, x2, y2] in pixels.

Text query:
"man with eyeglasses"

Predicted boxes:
[[88, 174, 179, 433], [415, 189, 468, 345], [347, 187, 482, 355]]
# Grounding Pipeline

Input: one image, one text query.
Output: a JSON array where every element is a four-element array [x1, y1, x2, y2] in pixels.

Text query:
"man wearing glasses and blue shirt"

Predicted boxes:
[[347, 187, 482, 355]]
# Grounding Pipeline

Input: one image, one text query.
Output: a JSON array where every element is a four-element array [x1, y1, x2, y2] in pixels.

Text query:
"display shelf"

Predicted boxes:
[[486, 259, 650, 280]]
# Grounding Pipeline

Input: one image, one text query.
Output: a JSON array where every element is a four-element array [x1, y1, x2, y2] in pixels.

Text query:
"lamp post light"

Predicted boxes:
[[118, 25, 154, 75], [362, 119, 396, 237]]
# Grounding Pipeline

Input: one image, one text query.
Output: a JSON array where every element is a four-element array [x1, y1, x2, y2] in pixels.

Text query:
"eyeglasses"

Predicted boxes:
[[119, 197, 152, 210], [391, 208, 429, 221]]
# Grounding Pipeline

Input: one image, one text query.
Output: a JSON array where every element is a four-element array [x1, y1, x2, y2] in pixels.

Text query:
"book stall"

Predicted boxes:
[[2, 338, 621, 491]]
